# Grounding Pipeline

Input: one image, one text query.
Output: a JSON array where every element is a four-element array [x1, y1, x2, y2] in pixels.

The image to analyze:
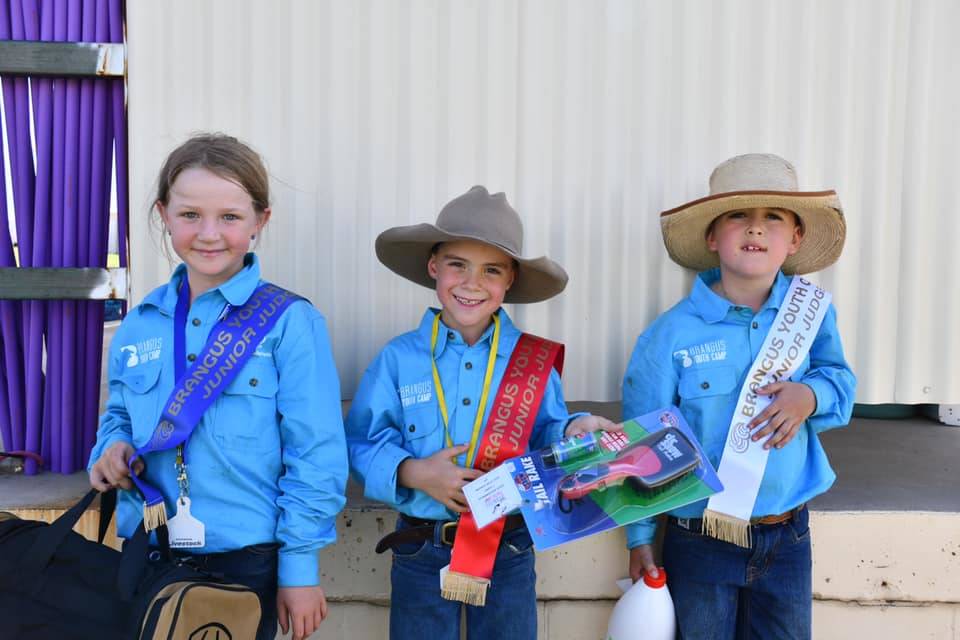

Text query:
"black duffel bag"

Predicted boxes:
[[1, 480, 261, 640], [0, 487, 129, 640]]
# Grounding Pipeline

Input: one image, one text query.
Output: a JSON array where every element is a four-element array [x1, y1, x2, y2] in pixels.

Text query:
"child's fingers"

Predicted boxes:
[[756, 382, 784, 396], [461, 468, 484, 482], [277, 598, 289, 635], [755, 414, 790, 447], [751, 408, 790, 440], [438, 444, 470, 459], [293, 612, 305, 640], [603, 419, 624, 432], [748, 405, 778, 430], [766, 420, 799, 449], [89, 468, 110, 492], [449, 493, 470, 512]]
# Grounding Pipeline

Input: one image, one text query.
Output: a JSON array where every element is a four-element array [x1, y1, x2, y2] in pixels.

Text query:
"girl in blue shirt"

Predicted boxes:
[[624, 154, 856, 640], [88, 133, 347, 640]]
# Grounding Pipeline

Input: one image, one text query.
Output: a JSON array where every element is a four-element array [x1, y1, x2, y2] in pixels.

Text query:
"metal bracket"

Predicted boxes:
[[0, 41, 125, 77], [0, 267, 127, 300]]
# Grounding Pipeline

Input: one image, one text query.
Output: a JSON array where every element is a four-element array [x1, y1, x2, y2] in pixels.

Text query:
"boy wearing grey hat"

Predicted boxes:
[[346, 186, 615, 639]]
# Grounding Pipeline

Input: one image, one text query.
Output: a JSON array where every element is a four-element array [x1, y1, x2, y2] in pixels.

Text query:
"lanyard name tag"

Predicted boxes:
[[167, 497, 206, 549]]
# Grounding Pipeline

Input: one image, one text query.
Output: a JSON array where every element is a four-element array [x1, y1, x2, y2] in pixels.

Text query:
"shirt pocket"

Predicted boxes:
[[116, 363, 163, 446], [213, 359, 281, 451], [677, 365, 740, 453], [401, 403, 442, 457], [678, 365, 739, 400]]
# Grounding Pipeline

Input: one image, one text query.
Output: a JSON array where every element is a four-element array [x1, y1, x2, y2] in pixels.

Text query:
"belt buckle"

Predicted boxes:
[[440, 521, 458, 545]]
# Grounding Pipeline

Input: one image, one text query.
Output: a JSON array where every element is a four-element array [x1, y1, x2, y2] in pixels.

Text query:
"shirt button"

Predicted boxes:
[[701, 381, 710, 390], [752, 321, 759, 329], [191, 318, 201, 327], [465, 362, 473, 370], [408, 424, 416, 433], [462, 398, 471, 406], [187, 353, 196, 362], [249, 378, 259, 387], [447, 331, 455, 340]]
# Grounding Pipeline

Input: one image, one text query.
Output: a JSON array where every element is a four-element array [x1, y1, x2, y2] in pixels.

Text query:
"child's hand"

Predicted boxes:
[[397, 444, 483, 512], [564, 415, 621, 438], [748, 382, 817, 450], [278, 585, 327, 640], [628, 544, 659, 582], [89, 441, 143, 491]]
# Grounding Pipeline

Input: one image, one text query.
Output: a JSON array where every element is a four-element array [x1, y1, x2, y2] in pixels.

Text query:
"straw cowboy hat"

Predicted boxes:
[[660, 153, 846, 274], [375, 185, 568, 303]]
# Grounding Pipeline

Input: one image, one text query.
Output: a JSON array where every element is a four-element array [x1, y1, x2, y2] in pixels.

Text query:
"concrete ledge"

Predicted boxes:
[[5, 414, 959, 639]]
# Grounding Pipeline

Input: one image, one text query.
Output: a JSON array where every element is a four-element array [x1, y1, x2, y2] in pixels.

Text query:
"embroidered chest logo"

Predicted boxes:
[[120, 337, 162, 368], [674, 339, 727, 368], [399, 380, 433, 408]]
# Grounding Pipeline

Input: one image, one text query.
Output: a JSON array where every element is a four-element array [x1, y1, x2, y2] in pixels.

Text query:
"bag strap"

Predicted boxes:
[[19, 488, 115, 575]]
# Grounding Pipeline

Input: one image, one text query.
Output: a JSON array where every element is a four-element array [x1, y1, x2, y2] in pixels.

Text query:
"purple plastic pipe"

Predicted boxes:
[[73, 0, 96, 469], [109, 0, 128, 273], [1, 1, 30, 457], [0, 55, 13, 454], [21, 0, 55, 475], [81, 0, 111, 467], [44, 0, 69, 472], [56, 0, 84, 473]]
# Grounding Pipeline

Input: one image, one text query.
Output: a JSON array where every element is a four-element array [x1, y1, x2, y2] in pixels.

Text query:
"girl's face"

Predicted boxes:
[[707, 207, 802, 281], [157, 167, 270, 297], [427, 240, 515, 344]]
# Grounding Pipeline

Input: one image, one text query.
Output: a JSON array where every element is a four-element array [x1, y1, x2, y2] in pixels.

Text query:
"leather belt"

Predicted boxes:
[[671, 504, 806, 533], [375, 513, 527, 554]]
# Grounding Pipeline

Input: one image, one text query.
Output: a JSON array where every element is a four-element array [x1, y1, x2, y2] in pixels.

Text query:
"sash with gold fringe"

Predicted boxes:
[[440, 333, 564, 606], [702, 276, 830, 547], [129, 282, 303, 531]]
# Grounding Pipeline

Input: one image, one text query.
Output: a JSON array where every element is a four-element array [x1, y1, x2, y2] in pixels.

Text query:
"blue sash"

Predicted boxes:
[[128, 281, 304, 530]]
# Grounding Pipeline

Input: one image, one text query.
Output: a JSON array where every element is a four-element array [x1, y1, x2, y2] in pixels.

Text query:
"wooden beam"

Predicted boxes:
[[0, 268, 127, 300], [0, 41, 124, 77]]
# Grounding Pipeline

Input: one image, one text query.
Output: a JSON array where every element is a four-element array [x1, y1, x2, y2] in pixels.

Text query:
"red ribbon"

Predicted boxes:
[[448, 333, 564, 581]]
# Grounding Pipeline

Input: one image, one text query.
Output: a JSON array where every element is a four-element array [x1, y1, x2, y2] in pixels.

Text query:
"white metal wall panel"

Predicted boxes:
[[127, 0, 959, 404]]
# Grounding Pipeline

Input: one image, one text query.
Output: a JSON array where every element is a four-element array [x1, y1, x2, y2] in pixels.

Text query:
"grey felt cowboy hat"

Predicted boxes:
[[660, 153, 846, 274], [375, 186, 569, 303]]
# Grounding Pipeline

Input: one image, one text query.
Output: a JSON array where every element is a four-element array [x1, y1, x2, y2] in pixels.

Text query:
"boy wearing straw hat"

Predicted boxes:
[[346, 186, 615, 640], [623, 154, 856, 639]]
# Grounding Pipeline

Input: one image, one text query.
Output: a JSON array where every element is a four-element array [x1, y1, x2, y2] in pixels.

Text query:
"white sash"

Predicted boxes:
[[702, 276, 831, 547]]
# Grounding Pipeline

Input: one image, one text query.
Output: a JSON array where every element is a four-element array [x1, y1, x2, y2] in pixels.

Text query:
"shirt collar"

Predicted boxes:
[[142, 253, 262, 315], [417, 307, 517, 357], [690, 268, 792, 323]]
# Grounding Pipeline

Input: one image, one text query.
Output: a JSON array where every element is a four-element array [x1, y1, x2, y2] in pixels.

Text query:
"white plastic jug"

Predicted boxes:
[[607, 568, 676, 640]]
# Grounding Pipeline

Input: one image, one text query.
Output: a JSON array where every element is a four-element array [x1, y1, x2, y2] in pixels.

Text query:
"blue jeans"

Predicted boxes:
[[662, 507, 812, 640], [389, 519, 537, 640]]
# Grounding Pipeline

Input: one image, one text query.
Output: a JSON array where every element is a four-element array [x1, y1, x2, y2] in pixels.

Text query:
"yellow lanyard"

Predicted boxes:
[[430, 311, 500, 468]]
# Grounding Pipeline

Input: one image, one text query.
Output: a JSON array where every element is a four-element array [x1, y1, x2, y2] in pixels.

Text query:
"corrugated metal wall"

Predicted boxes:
[[127, 0, 958, 404]]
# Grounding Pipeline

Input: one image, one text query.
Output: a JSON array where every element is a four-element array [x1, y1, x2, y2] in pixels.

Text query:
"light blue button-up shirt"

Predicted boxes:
[[89, 255, 347, 587], [623, 269, 856, 548], [345, 308, 583, 521]]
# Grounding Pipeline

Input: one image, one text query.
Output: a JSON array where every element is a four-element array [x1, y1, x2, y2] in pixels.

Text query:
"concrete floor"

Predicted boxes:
[[2, 413, 957, 513]]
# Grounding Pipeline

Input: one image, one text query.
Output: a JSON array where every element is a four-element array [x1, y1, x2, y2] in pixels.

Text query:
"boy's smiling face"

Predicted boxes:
[[707, 207, 803, 281], [428, 239, 515, 344]]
